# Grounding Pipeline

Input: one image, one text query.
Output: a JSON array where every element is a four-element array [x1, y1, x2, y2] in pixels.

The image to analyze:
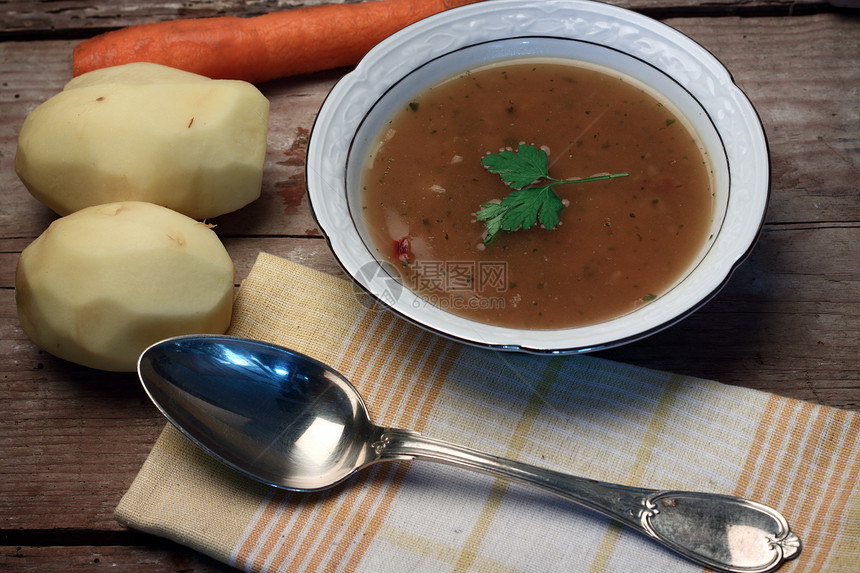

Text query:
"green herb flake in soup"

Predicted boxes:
[[360, 58, 714, 329]]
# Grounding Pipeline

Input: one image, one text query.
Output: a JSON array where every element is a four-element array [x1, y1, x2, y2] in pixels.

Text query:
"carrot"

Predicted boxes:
[[72, 0, 484, 83]]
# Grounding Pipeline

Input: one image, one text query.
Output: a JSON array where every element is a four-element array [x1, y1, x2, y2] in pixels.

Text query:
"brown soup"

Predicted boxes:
[[360, 58, 714, 329]]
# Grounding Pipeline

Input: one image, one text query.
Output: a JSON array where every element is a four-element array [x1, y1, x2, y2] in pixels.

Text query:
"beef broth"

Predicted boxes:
[[360, 59, 714, 329]]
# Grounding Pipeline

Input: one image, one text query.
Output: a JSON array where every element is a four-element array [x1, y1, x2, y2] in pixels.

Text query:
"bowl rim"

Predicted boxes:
[[306, 0, 770, 354]]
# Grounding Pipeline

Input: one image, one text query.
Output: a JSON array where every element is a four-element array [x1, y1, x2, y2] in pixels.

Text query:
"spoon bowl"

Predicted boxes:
[[139, 335, 800, 573], [138, 335, 381, 490]]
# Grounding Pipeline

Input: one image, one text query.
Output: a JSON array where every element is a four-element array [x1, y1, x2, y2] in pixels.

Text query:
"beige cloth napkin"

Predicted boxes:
[[116, 252, 860, 572]]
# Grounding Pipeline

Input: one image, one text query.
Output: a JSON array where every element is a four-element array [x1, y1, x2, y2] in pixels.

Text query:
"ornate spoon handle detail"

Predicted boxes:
[[637, 490, 801, 572], [376, 429, 801, 573]]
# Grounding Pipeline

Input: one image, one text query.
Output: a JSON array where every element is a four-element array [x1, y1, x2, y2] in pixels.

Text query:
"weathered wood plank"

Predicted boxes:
[[0, 40, 336, 240], [0, 337, 164, 530], [1, 1, 857, 568], [1, 1, 841, 36], [666, 15, 860, 224], [2, 14, 857, 244], [2, 225, 858, 416], [221, 235, 342, 280], [1, 228, 857, 537], [598, 224, 860, 410], [0, 542, 234, 571]]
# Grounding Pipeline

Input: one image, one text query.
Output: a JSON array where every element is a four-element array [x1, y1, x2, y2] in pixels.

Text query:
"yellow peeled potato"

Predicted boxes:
[[16, 201, 234, 372], [15, 62, 269, 219]]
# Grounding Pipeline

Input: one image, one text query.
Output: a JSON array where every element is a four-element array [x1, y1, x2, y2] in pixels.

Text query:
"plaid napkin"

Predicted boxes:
[[116, 252, 859, 572]]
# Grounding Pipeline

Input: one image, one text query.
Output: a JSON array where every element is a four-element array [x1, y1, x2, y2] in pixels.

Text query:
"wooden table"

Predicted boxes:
[[2, 0, 857, 570]]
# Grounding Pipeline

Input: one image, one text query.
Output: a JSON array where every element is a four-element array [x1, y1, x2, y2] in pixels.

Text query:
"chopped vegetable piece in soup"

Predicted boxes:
[[360, 59, 714, 329]]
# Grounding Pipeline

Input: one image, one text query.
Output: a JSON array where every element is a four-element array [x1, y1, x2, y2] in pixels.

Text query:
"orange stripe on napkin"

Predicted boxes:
[[793, 408, 859, 573], [342, 464, 412, 572], [343, 328, 460, 571], [734, 395, 788, 499], [761, 400, 815, 503], [235, 304, 460, 572], [310, 331, 459, 571], [265, 490, 332, 570], [234, 489, 293, 569], [233, 490, 283, 569], [733, 397, 860, 573], [268, 466, 393, 571], [781, 403, 826, 516]]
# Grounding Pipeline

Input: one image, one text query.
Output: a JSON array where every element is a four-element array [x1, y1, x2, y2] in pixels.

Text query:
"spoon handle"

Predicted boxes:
[[375, 428, 800, 573]]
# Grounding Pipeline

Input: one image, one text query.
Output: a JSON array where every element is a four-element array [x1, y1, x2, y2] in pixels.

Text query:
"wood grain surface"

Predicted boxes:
[[1, 1, 857, 570]]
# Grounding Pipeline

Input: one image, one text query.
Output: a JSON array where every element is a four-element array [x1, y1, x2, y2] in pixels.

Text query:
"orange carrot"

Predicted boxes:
[[72, 0, 484, 83]]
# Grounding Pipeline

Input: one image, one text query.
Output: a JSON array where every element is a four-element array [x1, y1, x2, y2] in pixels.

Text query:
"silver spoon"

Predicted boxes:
[[138, 334, 801, 573]]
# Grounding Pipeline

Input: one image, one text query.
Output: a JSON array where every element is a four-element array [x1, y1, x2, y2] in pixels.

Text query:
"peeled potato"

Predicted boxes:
[[16, 201, 234, 372], [15, 62, 269, 219]]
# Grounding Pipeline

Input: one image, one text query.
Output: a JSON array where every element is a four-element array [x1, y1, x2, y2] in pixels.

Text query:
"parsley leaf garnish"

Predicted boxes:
[[480, 144, 549, 189], [477, 144, 628, 244]]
